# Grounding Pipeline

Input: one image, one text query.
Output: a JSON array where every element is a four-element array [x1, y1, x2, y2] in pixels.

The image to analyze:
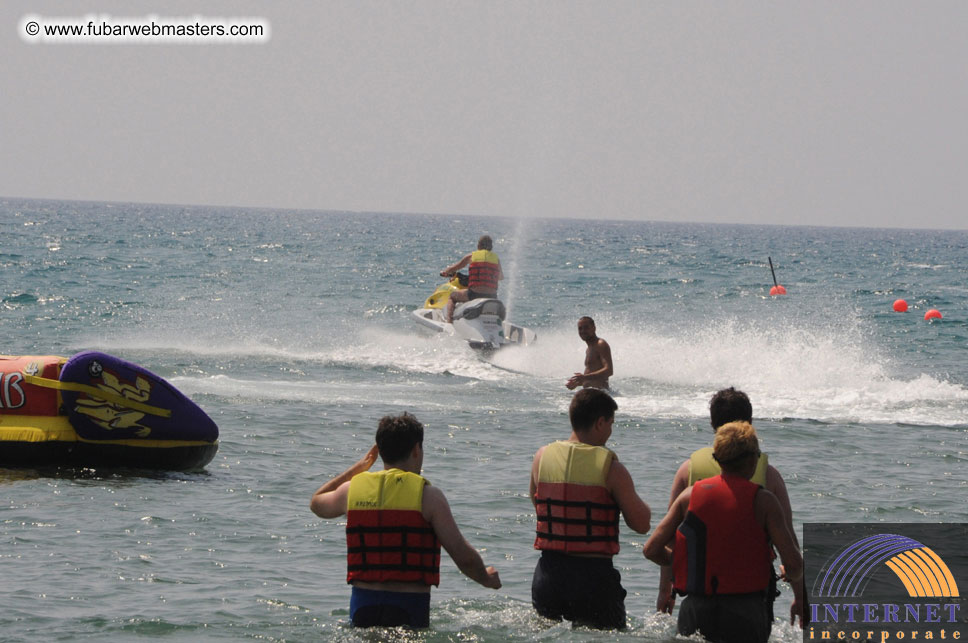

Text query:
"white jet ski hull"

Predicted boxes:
[[411, 298, 536, 350]]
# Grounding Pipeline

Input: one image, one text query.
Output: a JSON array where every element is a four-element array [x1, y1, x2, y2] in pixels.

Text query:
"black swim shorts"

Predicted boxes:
[[531, 550, 627, 630], [466, 289, 493, 300], [677, 592, 772, 643]]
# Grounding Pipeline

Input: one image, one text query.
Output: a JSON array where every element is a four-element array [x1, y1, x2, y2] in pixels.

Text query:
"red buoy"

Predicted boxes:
[[893, 299, 908, 312], [924, 309, 942, 321], [770, 285, 787, 296]]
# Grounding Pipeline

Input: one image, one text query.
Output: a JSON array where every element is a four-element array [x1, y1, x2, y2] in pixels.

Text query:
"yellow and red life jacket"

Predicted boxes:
[[688, 446, 768, 487], [468, 250, 500, 293], [673, 474, 772, 596], [345, 469, 441, 586], [533, 440, 620, 555]]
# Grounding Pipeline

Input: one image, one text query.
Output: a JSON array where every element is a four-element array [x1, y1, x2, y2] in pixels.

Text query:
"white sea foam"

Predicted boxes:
[[88, 313, 968, 427], [331, 327, 507, 381], [598, 316, 968, 426], [169, 374, 478, 411]]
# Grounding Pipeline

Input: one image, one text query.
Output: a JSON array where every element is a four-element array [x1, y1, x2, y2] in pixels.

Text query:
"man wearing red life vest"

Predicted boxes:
[[654, 388, 803, 626], [440, 235, 504, 323], [644, 422, 803, 643], [529, 389, 652, 629], [310, 413, 501, 628]]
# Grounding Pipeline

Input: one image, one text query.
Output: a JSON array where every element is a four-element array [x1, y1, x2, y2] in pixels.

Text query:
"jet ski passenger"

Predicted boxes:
[[440, 235, 504, 323]]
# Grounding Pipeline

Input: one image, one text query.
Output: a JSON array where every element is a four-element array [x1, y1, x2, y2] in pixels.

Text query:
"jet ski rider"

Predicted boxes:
[[440, 235, 504, 323]]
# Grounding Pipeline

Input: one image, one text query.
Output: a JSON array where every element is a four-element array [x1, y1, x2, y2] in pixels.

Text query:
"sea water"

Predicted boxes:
[[1, 198, 966, 642]]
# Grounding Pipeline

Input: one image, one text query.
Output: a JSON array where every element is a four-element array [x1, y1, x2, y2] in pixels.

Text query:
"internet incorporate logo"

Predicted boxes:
[[805, 524, 966, 642], [815, 533, 959, 599]]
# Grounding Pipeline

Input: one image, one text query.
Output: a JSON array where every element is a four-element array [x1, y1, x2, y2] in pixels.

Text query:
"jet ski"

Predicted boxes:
[[411, 273, 537, 350]]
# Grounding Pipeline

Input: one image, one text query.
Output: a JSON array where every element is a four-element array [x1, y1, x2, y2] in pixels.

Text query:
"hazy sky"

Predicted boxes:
[[3, 2, 967, 229]]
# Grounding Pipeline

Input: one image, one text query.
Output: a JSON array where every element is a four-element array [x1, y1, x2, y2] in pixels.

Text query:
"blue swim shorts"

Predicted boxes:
[[349, 586, 431, 628]]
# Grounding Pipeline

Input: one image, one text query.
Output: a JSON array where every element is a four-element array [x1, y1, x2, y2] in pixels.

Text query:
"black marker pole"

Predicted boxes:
[[768, 257, 786, 296]]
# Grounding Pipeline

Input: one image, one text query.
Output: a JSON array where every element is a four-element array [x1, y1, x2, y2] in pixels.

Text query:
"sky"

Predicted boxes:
[[2, 1, 967, 229]]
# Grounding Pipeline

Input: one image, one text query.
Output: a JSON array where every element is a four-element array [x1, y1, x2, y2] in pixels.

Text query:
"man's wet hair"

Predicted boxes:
[[376, 412, 424, 464], [578, 316, 595, 326], [709, 387, 752, 430], [477, 235, 493, 251], [569, 388, 617, 432], [712, 421, 760, 473]]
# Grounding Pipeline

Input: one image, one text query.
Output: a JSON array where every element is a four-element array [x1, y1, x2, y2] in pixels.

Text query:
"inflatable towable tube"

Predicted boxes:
[[0, 352, 218, 471]]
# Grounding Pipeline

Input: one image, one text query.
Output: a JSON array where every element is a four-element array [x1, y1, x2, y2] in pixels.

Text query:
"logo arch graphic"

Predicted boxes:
[[814, 533, 959, 598]]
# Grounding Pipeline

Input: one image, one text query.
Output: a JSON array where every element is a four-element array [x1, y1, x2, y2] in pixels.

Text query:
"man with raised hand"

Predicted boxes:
[[311, 412, 501, 628]]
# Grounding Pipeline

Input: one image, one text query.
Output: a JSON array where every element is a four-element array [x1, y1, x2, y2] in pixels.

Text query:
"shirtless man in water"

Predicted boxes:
[[566, 316, 613, 390]]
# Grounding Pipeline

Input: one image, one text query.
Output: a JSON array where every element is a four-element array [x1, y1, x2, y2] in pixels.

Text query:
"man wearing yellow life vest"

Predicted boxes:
[[644, 422, 803, 643], [529, 389, 652, 629], [310, 413, 501, 628], [653, 387, 803, 625], [440, 235, 504, 323]]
